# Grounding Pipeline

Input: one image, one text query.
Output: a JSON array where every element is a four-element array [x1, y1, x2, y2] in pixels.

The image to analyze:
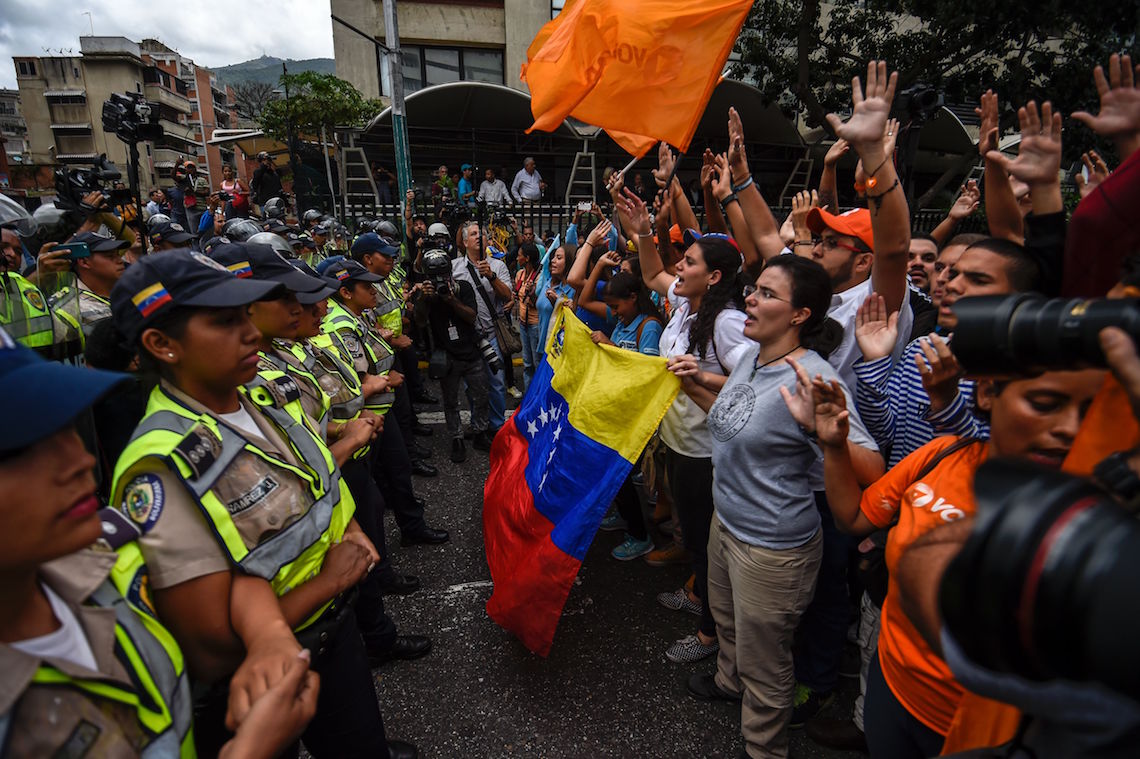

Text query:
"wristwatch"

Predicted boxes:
[[1094, 450, 1140, 504]]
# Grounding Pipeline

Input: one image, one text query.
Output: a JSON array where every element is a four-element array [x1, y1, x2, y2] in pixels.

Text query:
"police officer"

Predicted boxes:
[[0, 223, 82, 359], [108, 250, 418, 759], [0, 327, 320, 759], [148, 221, 196, 253], [322, 259, 449, 548], [46, 231, 128, 336]]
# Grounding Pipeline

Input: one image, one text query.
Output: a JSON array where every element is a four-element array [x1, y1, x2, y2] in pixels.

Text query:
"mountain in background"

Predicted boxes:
[[213, 54, 336, 88]]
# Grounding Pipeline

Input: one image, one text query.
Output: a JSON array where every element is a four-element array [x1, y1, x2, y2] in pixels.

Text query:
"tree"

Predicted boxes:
[[231, 81, 275, 121], [257, 72, 383, 142], [732, 1, 1139, 160]]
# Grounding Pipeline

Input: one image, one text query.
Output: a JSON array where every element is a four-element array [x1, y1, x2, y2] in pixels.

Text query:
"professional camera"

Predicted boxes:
[[53, 154, 132, 215], [901, 83, 944, 124], [477, 336, 502, 374], [941, 458, 1140, 704], [951, 294, 1140, 376], [421, 249, 453, 296], [439, 201, 471, 231], [101, 92, 163, 145]]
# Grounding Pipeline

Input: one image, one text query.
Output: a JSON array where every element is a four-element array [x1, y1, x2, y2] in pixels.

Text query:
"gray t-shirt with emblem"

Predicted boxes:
[[707, 346, 877, 550]]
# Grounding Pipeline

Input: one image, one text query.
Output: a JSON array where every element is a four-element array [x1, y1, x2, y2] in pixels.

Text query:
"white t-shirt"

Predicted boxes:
[[658, 279, 751, 458], [11, 583, 98, 672], [827, 277, 913, 391], [452, 255, 511, 336], [218, 405, 263, 441]]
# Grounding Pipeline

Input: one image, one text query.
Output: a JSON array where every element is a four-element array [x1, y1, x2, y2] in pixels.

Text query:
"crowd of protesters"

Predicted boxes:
[[1, 49, 1140, 759]]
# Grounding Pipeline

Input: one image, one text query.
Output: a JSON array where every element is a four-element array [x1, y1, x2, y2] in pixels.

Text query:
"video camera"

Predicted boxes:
[[950, 294, 1140, 375], [53, 154, 132, 216], [421, 248, 453, 296], [439, 201, 471, 231], [101, 92, 164, 145], [941, 458, 1140, 704]]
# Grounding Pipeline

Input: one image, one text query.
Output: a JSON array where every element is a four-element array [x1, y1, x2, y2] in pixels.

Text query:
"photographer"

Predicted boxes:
[[416, 249, 489, 462], [167, 160, 209, 232], [251, 152, 282, 211], [451, 220, 512, 432]]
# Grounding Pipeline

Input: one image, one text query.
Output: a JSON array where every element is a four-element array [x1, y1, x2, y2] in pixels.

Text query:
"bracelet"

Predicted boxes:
[[636, 232, 654, 238], [732, 176, 754, 193], [866, 177, 900, 212], [719, 193, 739, 211]]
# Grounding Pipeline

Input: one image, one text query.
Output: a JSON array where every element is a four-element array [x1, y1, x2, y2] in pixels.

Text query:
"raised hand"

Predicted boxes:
[[1071, 54, 1140, 158], [596, 248, 622, 269], [826, 61, 899, 150], [882, 117, 900, 157], [948, 180, 981, 220], [976, 90, 1000, 156], [616, 188, 652, 235], [811, 377, 851, 449], [700, 149, 717, 190], [712, 153, 734, 201], [824, 138, 850, 168], [790, 189, 819, 243], [915, 333, 963, 413], [586, 218, 613, 248], [986, 101, 1062, 187], [778, 357, 819, 432], [606, 169, 625, 201], [652, 141, 676, 188], [855, 292, 899, 361], [727, 106, 750, 176], [1075, 150, 1110, 199]]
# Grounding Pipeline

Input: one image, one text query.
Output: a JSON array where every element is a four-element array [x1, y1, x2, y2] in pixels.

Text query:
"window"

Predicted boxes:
[[551, 0, 565, 18], [73, 67, 80, 79], [399, 45, 504, 94], [16, 60, 36, 77]]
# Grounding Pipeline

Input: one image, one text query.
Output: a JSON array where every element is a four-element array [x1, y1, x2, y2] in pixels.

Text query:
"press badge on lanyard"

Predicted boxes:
[[447, 323, 459, 341]]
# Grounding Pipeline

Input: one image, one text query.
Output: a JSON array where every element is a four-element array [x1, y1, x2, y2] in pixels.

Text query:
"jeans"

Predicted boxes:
[[708, 515, 822, 758], [865, 650, 945, 759], [614, 469, 647, 541], [519, 320, 541, 390], [794, 491, 858, 694], [442, 354, 489, 439], [665, 446, 717, 638], [852, 592, 882, 732], [472, 331, 506, 428]]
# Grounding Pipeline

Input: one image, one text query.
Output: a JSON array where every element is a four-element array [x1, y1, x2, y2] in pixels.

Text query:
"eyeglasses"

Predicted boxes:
[[813, 236, 865, 255], [743, 285, 791, 303]]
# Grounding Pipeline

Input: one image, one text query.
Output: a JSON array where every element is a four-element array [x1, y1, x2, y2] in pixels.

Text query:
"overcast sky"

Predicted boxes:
[[0, 0, 335, 90]]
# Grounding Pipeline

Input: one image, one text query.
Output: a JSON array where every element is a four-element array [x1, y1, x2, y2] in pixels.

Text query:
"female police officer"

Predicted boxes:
[[107, 250, 418, 758], [0, 327, 319, 758]]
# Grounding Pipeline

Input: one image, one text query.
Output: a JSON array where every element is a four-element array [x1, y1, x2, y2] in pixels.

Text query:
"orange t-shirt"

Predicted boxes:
[[1063, 374, 1140, 476], [860, 435, 989, 736]]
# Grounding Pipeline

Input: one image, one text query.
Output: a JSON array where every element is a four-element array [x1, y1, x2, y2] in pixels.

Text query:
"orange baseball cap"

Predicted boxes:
[[806, 208, 874, 252]]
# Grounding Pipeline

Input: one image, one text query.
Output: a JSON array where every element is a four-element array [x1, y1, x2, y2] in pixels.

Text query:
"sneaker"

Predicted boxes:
[[647, 488, 658, 506], [656, 587, 701, 616], [507, 386, 523, 399], [658, 518, 675, 534], [599, 513, 627, 532], [611, 535, 654, 561], [645, 541, 691, 567], [790, 683, 834, 728], [631, 470, 644, 484], [805, 717, 867, 752], [666, 634, 719, 663]]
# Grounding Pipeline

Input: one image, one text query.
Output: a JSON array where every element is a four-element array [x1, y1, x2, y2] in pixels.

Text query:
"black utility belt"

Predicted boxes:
[[295, 587, 359, 658]]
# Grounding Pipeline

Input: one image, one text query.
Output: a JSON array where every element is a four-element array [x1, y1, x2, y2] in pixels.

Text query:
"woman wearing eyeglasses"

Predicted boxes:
[[670, 255, 883, 758]]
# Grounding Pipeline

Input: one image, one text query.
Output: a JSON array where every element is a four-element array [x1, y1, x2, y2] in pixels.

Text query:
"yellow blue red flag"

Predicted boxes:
[[521, 0, 754, 156], [483, 308, 679, 655]]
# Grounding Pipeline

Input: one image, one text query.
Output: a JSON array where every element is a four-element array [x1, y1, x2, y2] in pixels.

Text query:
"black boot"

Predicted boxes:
[[450, 437, 467, 463]]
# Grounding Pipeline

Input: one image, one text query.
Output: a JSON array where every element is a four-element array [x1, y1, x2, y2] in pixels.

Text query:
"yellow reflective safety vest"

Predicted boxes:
[[322, 300, 395, 415], [257, 340, 332, 438], [2, 544, 194, 758], [306, 332, 366, 424], [110, 377, 354, 630], [1, 270, 56, 349], [48, 283, 113, 336], [370, 277, 403, 338]]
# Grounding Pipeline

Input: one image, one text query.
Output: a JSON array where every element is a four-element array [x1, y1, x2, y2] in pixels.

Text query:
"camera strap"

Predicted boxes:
[[466, 260, 502, 322]]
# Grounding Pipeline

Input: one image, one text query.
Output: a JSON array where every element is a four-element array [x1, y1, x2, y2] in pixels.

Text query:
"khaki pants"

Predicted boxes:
[[708, 514, 823, 759]]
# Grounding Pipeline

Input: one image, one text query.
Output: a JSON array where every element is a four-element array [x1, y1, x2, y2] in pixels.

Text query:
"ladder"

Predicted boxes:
[[564, 139, 597, 205], [778, 153, 814, 206], [340, 139, 380, 221], [964, 160, 985, 185]]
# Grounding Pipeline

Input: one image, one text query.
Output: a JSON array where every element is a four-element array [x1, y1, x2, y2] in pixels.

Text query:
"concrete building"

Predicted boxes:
[[0, 89, 29, 167], [331, 0, 553, 100], [11, 35, 239, 199]]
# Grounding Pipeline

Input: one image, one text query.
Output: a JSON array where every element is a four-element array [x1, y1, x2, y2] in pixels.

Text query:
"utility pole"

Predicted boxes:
[[282, 62, 308, 215], [381, 0, 412, 203]]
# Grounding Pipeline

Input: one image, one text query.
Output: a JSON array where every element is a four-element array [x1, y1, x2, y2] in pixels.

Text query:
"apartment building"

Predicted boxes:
[[0, 89, 29, 166], [12, 35, 239, 195]]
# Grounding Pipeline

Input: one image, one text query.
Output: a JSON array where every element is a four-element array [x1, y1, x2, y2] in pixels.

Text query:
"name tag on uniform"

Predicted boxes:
[[447, 325, 459, 341]]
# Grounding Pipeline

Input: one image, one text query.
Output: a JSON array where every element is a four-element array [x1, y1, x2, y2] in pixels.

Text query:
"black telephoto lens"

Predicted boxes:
[[951, 294, 1140, 376]]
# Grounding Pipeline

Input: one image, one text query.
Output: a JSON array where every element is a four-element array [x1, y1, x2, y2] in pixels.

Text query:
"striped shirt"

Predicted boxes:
[[853, 338, 990, 467]]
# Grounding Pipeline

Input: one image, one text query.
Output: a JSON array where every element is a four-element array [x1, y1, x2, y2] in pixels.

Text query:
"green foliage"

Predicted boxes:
[[258, 72, 384, 141], [733, 0, 1139, 159]]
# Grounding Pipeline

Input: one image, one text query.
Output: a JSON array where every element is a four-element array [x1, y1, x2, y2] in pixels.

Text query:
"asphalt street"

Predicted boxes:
[[366, 394, 867, 759]]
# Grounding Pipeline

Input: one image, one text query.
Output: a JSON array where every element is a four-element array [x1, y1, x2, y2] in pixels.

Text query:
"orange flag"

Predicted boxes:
[[521, 0, 753, 156]]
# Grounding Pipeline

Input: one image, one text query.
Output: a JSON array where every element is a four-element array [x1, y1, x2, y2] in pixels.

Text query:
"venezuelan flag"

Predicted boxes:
[[484, 308, 679, 655], [226, 260, 253, 278], [131, 282, 172, 317]]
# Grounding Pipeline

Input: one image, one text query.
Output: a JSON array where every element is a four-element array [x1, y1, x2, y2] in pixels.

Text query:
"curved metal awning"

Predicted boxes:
[[365, 81, 580, 137], [693, 79, 803, 148], [917, 107, 978, 155]]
